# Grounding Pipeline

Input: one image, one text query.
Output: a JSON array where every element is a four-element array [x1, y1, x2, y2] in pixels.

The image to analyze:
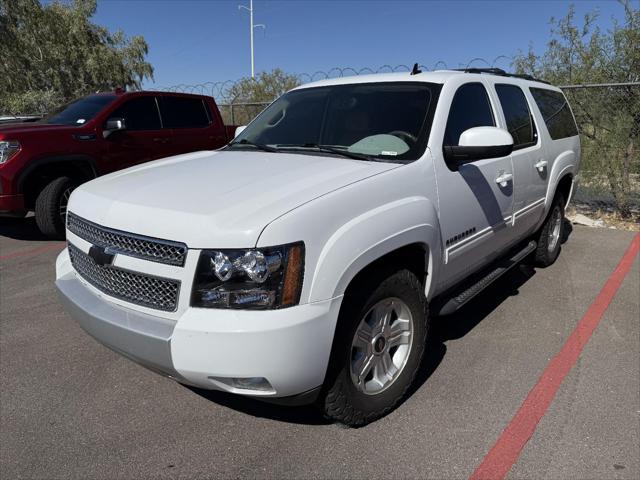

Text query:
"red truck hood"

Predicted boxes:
[[0, 122, 79, 137]]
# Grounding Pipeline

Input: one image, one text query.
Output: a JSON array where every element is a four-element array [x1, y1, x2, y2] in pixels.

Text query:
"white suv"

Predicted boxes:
[[56, 68, 580, 426]]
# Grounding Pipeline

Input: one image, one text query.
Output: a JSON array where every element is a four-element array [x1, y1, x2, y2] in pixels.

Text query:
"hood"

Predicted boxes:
[[68, 150, 399, 248], [0, 122, 76, 137]]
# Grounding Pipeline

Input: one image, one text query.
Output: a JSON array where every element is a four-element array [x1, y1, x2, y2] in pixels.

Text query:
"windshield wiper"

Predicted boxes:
[[228, 138, 279, 153], [279, 143, 374, 161]]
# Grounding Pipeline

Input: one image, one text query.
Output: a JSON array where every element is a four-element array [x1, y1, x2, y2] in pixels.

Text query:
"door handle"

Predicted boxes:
[[495, 172, 513, 187], [534, 159, 548, 172]]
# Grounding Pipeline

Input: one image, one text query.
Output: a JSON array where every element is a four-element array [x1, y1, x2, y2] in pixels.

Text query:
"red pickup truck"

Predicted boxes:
[[0, 91, 236, 237]]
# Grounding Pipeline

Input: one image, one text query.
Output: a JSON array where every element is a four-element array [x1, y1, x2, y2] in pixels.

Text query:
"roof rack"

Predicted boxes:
[[455, 67, 551, 85]]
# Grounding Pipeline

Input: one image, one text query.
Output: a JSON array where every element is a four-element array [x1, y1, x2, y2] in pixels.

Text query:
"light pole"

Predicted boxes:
[[238, 0, 265, 78]]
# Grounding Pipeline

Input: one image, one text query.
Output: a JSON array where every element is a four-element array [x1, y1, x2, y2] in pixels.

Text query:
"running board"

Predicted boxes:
[[435, 240, 537, 316]]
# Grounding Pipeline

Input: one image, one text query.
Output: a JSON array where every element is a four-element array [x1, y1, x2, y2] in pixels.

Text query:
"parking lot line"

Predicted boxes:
[[469, 233, 640, 480], [0, 243, 64, 261]]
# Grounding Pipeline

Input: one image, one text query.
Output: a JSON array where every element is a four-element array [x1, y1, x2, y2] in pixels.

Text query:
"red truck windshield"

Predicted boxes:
[[44, 94, 117, 126]]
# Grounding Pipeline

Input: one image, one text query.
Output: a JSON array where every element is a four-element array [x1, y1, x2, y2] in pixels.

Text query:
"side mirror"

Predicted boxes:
[[103, 117, 126, 138], [234, 125, 247, 138], [443, 127, 513, 165]]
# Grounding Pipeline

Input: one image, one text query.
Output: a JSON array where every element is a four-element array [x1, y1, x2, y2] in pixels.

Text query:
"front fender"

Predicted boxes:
[[256, 158, 441, 305], [258, 189, 442, 304], [310, 197, 442, 302]]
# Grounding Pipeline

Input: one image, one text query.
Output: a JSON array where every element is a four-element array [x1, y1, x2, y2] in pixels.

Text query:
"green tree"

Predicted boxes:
[[513, 1, 639, 218], [227, 68, 301, 103], [0, 0, 153, 115], [222, 68, 300, 125]]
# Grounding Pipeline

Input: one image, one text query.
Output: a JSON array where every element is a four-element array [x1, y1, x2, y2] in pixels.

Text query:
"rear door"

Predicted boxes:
[[432, 80, 515, 289], [528, 87, 580, 202], [492, 83, 546, 237], [104, 96, 170, 169], [158, 96, 220, 156]]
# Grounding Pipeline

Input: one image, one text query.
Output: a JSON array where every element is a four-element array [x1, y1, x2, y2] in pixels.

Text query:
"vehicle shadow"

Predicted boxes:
[[0, 216, 50, 241], [186, 226, 574, 426], [187, 386, 332, 426]]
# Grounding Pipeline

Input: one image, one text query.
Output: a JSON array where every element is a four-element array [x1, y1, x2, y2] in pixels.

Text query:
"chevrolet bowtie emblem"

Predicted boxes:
[[88, 245, 116, 266]]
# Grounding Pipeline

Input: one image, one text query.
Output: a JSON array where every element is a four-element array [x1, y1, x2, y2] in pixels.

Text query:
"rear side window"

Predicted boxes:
[[495, 84, 537, 150], [160, 97, 210, 128], [444, 83, 495, 146], [109, 96, 161, 131], [530, 88, 578, 140]]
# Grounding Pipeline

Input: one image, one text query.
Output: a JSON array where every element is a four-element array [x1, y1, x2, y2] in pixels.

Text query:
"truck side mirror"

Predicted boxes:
[[443, 127, 513, 165], [103, 118, 126, 138], [234, 125, 247, 138]]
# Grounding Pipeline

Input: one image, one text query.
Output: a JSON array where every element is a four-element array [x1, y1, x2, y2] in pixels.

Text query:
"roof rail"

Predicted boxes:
[[455, 68, 551, 85]]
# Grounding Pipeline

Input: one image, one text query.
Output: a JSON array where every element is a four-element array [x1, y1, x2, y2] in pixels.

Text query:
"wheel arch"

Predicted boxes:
[[555, 172, 574, 207], [17, 155, 98, 209], [545, 150, 577, 211], [342, 242, 433, 300]]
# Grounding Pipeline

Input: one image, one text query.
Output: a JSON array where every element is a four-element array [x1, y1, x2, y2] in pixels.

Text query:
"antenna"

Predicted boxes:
[[410, 63, 422, 75]]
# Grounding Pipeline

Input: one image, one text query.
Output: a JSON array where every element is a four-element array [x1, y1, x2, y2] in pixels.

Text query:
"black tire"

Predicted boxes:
[[533, 194, 565, 267], [321, 269, 429, 427], [35, 177, 75, 239]]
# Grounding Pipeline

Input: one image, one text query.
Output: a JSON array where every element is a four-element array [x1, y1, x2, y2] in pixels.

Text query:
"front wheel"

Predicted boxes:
[[35, 177, 76, 239], [321, 269, 429, 427], [533, 194, 565, 267]]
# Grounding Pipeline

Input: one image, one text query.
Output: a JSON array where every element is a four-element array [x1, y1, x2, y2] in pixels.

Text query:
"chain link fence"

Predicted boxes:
[[560, 83, 639, 218]]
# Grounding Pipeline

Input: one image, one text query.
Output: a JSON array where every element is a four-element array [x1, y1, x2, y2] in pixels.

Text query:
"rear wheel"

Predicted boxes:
[[321, 269, 429, 427], [533, 194, 565, 267], [35, 177, 75, 239]]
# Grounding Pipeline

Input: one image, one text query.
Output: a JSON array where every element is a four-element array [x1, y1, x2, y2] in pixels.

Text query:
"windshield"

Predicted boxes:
[[233, 82, 436, 161], [44, 94, 117, 126]]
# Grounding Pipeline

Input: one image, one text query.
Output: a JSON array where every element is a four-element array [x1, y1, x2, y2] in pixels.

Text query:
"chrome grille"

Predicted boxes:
[[68, 243, 180, 312], [67, 212, 187, 266]]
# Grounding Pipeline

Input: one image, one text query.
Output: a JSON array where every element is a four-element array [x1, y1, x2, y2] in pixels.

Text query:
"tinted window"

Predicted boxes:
[[496, 84, 537, 149], [530, 88, 578, 140], [244, 87, 328, 147], [160, 97, 210, 128], [109, 96, 161, 131], [45, 94, 116, 126], [444, 83, 495, 145], [234, 82, 434, 161]]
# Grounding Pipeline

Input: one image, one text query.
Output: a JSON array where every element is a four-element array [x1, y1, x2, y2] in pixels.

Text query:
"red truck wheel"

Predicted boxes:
[[35, 177, 75, 239]]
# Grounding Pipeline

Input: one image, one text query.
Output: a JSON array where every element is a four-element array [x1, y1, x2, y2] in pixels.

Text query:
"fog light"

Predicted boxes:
[[231, 377, 273, 392]]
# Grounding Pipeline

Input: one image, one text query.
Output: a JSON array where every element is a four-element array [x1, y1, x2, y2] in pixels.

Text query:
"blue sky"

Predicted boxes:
[[93, 0, 627, 88]]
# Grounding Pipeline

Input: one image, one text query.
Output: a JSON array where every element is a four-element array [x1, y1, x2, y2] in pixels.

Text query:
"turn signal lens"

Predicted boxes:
[[281, 244, 304, 307]]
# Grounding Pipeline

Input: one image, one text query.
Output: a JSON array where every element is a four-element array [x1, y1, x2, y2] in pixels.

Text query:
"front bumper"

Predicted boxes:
[[55, 248, 343, 399]]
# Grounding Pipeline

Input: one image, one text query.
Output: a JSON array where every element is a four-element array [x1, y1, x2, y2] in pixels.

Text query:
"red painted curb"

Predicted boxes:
[[0, 243, 64, 261], [470, 233, 640, 480]]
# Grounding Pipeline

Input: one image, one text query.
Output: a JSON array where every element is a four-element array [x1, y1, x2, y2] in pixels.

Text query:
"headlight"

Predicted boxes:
[[191, 242, 304, 309], [0, 140, 20, 164]]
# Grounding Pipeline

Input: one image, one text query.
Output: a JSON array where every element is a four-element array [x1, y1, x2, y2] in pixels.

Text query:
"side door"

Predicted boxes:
[[103, 96, 170, 169], [528, 87, 580, 205], [432, 81, 515, 290], [492, 83, 546, 238], [158, 96, 220, 156]]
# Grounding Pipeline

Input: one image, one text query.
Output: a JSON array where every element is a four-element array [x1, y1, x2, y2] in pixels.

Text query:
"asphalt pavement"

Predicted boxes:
[[1, 216, 638, 479]]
